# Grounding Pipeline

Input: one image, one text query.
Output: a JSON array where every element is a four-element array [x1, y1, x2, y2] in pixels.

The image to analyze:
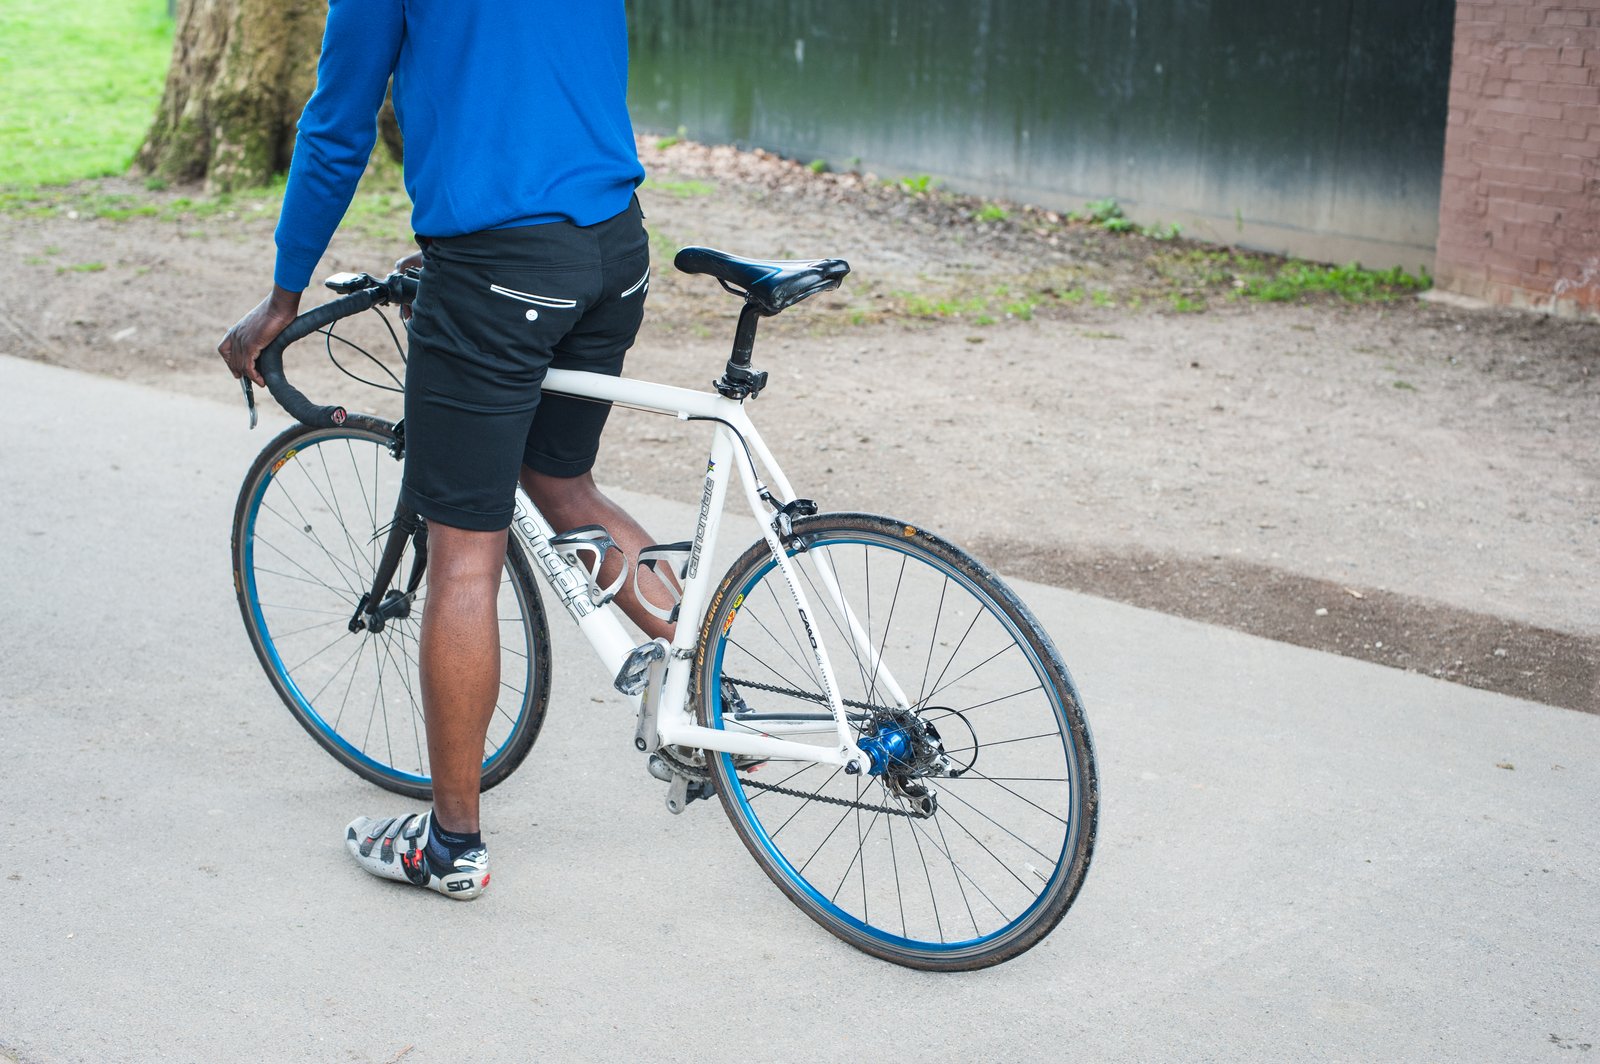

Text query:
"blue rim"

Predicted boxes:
[[708, 533, 1080, 955], [243, 432, 530, 786]]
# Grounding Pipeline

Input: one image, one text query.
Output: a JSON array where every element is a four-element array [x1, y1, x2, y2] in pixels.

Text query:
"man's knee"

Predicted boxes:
[[426, 522, 507, 586]]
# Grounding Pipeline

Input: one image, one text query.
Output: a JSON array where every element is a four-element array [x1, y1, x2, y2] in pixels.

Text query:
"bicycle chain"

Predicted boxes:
[[733, 773, 934, 819], [721, 676, 892, 715]]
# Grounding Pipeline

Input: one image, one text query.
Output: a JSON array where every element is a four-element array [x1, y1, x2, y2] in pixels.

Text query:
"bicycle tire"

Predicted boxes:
[[231, 418, 551, 799], [695, 513, 1097, 971]]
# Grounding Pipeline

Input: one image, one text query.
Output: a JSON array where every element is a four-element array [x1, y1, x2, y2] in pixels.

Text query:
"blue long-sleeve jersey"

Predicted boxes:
[[273, 0, 645, 293]]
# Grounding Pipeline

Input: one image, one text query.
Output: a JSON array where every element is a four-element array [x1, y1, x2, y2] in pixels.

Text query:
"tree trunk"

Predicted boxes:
[[137, 0, 326, 191]]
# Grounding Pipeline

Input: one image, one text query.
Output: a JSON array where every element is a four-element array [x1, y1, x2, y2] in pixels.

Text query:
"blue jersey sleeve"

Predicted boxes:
[[272, 0, 404, 292]]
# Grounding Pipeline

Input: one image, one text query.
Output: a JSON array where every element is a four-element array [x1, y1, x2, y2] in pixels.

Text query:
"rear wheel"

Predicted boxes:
[[696, 513, 1097, 970], [231, 418, 550, 799]]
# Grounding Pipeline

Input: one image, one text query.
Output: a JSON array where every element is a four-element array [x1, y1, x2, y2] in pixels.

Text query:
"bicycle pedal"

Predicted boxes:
[[634, 541, 691, 624], [614, 638, 667, 697], [550, 525, 626, 606]]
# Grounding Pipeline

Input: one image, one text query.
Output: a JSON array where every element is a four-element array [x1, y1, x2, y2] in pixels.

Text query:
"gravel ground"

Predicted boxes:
[[2, 138, 1595, 710]]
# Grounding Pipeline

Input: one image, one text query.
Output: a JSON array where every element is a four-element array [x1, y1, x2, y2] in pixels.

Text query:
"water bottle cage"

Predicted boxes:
[[634, 541, 692, 623], [549, 525, 626, 607]]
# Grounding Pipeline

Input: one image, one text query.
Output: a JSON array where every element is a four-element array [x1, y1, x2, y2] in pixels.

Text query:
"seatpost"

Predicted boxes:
[[715, 302, 770, 399]]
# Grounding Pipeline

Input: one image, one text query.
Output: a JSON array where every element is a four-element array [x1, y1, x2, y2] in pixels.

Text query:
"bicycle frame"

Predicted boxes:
[[510, 367, 911, 775]]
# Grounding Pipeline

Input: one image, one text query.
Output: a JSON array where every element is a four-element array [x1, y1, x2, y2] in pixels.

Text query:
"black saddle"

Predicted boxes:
[[674, 247, 850, 316]]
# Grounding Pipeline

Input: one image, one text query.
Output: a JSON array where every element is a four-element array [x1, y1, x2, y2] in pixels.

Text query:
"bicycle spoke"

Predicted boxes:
[[939, 729, 1064, 755], [933, 811, 981, 937], [919, 576, 950, 708], [320, 442, 370, 596], [942, 767, 1069, 826], [865, 553, 908, 709], [936, 786, 1059, 866], [739, 596, 827, 693], [254, 523, 363, 603], [936, 804, 1039, 897]]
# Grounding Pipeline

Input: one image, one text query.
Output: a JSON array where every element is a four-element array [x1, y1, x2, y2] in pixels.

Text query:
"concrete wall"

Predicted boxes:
[[1434, 2, 1600, 316], [628, 0, 1455, 271]]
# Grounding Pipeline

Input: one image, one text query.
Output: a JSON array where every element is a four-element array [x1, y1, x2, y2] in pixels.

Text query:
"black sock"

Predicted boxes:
[[426, 814, 483, 871]]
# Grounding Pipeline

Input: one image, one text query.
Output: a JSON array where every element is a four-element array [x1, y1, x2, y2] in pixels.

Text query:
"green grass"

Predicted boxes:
[[1235, 261, 1430, 303], [641, 176, 715, 199], [0, 0, 174, 186]]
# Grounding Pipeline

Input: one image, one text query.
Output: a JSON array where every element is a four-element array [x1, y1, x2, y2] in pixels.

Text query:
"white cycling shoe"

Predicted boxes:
[[345, 811, 489, 901]]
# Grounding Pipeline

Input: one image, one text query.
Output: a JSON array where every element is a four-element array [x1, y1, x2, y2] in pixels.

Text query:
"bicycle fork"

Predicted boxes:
[[349, 506, 428, 635]]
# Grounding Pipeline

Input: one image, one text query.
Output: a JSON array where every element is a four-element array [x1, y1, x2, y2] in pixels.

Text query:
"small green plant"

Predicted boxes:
[[1169, 293, 1205, 313], [640, 176, 715, 199], [808, 159, 829, 174], [973, 202, 1008, 223], [1392, 380, 1417, 391], [1068, 198, 1174, 237], [1057, 287, 1085, 305], [59, 261, 106, 274], [654, 126, 688, 150], [898, 291, 984, 318], [898, 174, 936, 195], [1003, 296, 1038, 321], [1071, 198, 1124, 226], [1235, 261, 1430, 303], [1090, 289, 1115, 308]]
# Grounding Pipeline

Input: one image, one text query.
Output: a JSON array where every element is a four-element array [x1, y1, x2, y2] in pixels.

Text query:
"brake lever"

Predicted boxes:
[[241, 377, 258, 430]]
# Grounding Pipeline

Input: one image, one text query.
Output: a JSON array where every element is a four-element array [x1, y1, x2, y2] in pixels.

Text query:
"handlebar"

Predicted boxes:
[[245, 271, 418, 429]]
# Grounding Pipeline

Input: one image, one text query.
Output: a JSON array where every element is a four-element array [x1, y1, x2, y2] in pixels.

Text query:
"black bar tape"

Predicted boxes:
[[256, 287, 384, 428]]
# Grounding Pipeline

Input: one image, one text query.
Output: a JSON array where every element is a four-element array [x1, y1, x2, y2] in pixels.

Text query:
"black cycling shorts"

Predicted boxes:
[[399, 197, 649, 532]]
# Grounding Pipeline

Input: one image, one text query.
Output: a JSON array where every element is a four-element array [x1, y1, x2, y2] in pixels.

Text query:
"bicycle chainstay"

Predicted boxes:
[[692, 676, 936, 820]]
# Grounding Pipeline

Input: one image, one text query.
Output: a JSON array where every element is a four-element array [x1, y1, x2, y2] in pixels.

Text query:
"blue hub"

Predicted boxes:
[[858, 724, 915, 776]]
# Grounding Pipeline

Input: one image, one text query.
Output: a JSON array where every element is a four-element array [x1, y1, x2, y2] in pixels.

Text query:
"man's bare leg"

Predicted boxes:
[[418, 522, 507, 834], [521, 467, 676, 642], [414, 472, 669, 839]]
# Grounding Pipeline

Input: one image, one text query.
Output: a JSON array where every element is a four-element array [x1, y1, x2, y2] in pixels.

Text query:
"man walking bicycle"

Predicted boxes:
[[219, 0, 670, 899]]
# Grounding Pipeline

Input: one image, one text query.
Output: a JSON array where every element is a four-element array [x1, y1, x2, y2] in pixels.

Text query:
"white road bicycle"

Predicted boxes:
[[230, 247, 1098, 970]]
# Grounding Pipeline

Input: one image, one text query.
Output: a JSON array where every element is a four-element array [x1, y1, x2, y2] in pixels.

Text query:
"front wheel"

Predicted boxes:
[[231, 418, 552, 799], [695, 513, 1098, 971]]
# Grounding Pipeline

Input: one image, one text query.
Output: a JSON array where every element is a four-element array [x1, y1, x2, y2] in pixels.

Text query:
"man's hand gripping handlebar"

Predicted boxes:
[[230, 270, 419, 430]]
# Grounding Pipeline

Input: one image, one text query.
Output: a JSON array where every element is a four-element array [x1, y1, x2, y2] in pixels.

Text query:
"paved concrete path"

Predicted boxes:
[[1, 355, 1596, 1064]]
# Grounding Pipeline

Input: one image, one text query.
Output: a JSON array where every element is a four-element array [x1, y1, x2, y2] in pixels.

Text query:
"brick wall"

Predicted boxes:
[[1435, 2, 1600, 317]]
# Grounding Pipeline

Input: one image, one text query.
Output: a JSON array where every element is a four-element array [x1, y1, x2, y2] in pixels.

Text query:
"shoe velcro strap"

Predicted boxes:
[[402, 813, 429, 842], [379, 816, 411, 863], [359, 816, 398, 858]]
